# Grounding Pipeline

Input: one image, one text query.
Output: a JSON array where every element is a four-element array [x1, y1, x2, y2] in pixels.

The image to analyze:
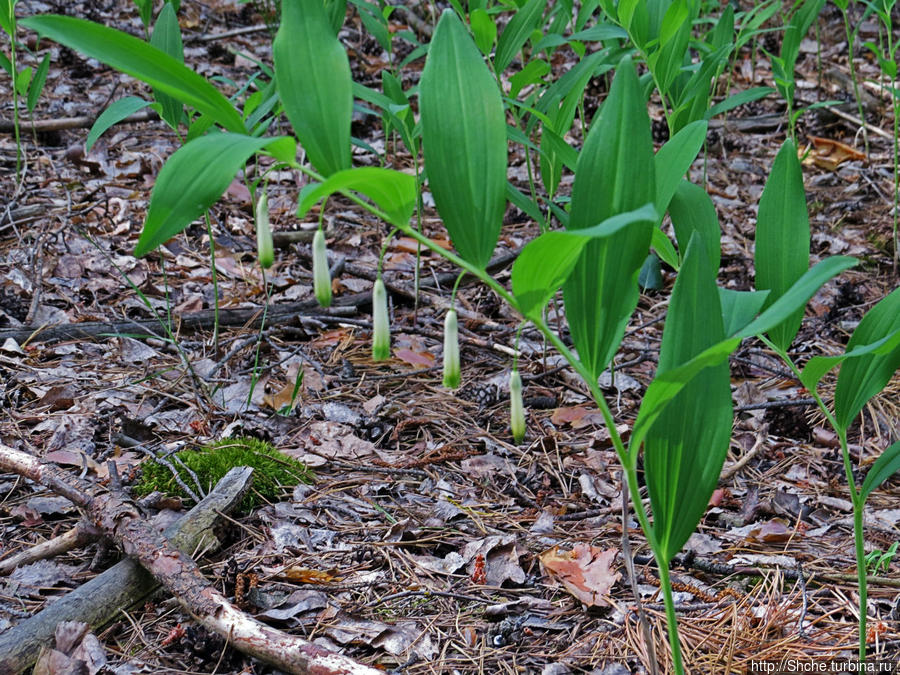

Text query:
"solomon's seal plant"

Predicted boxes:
[[509, 368, 526, 445], [255, 190, 273, 269]]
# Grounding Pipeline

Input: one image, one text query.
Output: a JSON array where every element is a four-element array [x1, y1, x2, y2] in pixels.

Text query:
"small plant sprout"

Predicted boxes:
[[442, 308, 461, 389], [865, 542, 899, 575], [509, 368, 525, 444], [255, 190, 274, 269], [372, 277, 390, 361], [312, 227, 332, 307]]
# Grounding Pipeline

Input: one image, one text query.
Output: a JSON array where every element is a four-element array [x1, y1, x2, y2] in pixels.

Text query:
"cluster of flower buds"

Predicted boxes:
[[255, 191, 273, 269]]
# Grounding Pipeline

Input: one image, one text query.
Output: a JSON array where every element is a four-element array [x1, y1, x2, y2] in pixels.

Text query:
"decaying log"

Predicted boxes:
[[0, 464, 253, 674], [0, 445, 382, 674]]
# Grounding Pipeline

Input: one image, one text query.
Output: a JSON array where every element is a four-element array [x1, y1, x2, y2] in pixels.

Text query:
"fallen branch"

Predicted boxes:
[[0, 110, 159, 134], [0, 519, 101, 576], [0, 445, 382, 674]]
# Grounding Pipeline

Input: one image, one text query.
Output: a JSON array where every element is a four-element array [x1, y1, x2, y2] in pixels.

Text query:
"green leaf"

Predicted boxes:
[[800, 328, 900, 393], [469, 8, 496, 55], [509, 58, 550, 98], [26, 52, 50, 113], [134, 133, 293, 256], [719, 288, 770, 337], [512, 204, 657, 319], [669, 180, 720, 271], [654, 120, 708, 221], [495, 0, 547, 74], [645, 232, 732, 562], [834, 287, 900, 431], [86, 96, 151, 151], [755, 139, 810, 351], [705, 86, 774, 119], [297, 167, 416, 228], [513, 232, 586, 320], [20, 14, 244, 132], [0, 0, 14, 37], [150, 2, 184, 129], [860, 441, 900, 502], [648, 0, 692, 95], [420, 9, 507, 268], [273, 0, 352, 176], [563, 56, 656, 378], [651, 227, 680, 270], [739, 256, 857, 339]]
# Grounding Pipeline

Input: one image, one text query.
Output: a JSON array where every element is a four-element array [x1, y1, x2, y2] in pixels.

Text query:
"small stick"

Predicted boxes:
[[0, 520, 102, 575]]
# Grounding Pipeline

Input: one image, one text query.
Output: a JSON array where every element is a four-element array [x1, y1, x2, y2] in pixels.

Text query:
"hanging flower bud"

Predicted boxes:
[[442, 308, 461, 389], [372, 277, 390, 361], [255, 191, 274, 269], [313, 228, 332, 308], [509, 369, 525, 444]]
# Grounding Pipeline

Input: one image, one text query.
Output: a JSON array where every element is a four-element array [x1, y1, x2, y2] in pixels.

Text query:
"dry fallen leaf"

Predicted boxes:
[[539, 544, 621, 607], [801, 135, 866, 171]]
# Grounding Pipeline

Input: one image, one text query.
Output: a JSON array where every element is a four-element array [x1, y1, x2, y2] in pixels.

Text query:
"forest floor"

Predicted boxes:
[[1, 1, 900, 673]]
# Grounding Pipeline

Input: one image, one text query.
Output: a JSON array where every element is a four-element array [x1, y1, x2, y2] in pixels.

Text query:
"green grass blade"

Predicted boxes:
[[273, 0, 352, 176], [563, 56, 656, 378], [135, 133, 294, 256], [419, 9, 507, 268], [754, 139, 811, 350], [20, 14, 244, 132]]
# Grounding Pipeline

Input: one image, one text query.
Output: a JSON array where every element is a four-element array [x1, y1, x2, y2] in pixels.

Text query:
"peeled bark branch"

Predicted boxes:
[[0, 444, 382, 675]]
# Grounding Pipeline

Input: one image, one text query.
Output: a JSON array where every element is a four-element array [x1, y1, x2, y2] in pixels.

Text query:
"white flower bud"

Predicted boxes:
[[372, 278, 390, 361], [442, 308, 461, 389], [255, 191, 274, 269], [509, 369, 526, 444], [313, 228, 332, 307]]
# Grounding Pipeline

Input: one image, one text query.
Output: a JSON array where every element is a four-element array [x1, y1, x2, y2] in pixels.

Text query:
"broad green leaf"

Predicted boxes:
[[651, 227, 680, 270], [800, 328, 900, 393], [563, 56, 656, 378], [669, 180, 720, 271], [645, 232, 732, 562], [150, 3, 184, 129], [654, 120, 707, 221], [834, 287, 900, 431], [513, 232, 585, 319], [0, 0, 14, 37], [512, 204, 658, 319], [860, 441, 900, 501], [20, 15, 244, 132], [86, 96, 151, 151], [297, 167, 416, 228], [649, 0, 691, 95], [325, 0, 348, 33], [755, 139, 810, 351], [739, 256, 857, 339], [495, 0, 547, 74], [420, 9, 507, 268], [274, 0, 352, 176], [26, 52, 50, 113], [719, 288, 769, 337], [469, 8, 496, 55], [134, 133, 293, 256], [509, 58, 550, 98]]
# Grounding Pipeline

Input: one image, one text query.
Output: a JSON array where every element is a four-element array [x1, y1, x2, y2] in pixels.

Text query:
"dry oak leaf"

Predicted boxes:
[[539, 544, 621, 607], [801, 135, 866, 171]]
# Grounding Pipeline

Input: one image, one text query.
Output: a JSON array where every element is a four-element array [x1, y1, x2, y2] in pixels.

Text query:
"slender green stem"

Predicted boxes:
[[9, 19, 22, 183], [841, 8, 869, 156], [204, 211, 220, 357], [758, 335, 868, 660], [656, 558, 684, 674]]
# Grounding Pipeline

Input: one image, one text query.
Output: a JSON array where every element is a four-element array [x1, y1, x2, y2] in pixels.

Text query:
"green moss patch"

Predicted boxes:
[[133, 437, 313, 512]]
